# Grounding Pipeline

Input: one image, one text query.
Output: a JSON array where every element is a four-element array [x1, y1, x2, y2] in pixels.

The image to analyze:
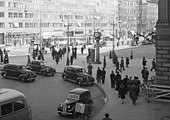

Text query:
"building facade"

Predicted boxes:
[[118, 0, 138, 45], [0, 0, 118, 46], [141, 0, 158, 34]]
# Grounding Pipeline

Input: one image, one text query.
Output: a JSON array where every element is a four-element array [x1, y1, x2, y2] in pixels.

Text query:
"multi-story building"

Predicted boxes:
[[141, 0, 158, 34], [0, 0, 118, 46], [118, 0, 138, 44]]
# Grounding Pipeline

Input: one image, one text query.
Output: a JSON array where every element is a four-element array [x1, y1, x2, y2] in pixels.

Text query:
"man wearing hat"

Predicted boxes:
[[102, 113, 112, 120]]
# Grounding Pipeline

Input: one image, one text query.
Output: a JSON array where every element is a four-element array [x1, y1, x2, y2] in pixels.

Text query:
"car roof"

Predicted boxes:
[[4, 64, 24, 67], [32, 60, 46, 63], [67, 65, 84, 69], [0, 88, 25, 103], [69, 88, 90, 95]]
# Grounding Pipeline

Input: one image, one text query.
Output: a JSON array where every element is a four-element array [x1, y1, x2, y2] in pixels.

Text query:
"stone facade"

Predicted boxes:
[[155, 0, 170, 85]]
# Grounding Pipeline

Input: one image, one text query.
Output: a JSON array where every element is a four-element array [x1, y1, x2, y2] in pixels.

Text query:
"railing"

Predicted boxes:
[[145, 83, 170, 103]]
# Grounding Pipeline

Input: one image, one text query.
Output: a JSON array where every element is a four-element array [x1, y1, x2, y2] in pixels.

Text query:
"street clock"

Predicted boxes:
[[94, 32, 101, 40]]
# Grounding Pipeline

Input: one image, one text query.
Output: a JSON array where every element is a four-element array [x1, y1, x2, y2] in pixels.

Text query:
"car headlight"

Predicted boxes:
[[67, 105, 71, 109]]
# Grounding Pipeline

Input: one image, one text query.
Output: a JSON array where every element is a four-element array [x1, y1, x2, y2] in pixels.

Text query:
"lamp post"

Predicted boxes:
[[111, 21, 117, 64], [63, 16, 70, 66], [39, 10, 42, 49]]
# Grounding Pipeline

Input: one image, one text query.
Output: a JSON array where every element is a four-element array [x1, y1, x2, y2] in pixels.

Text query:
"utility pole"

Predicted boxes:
[[138, 0, 142, 35]]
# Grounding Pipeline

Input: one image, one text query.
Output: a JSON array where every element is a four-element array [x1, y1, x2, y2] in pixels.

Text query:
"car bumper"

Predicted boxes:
[[57, 110, 73, 115], [27, 77, 36, 81]]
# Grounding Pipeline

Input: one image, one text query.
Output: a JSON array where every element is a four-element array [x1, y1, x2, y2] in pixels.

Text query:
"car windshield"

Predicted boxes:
[[67, 93, 79, 100], [40, 62, 47, 66], [76, 68, 86, 73]]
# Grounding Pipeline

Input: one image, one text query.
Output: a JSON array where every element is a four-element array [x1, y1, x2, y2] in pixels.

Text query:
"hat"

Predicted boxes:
[[105, 113, 109, 117]]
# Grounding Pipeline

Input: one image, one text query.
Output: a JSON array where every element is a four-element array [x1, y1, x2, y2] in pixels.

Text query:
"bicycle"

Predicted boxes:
[[161, 116, 170, 120], [140, 76, 155, 93]]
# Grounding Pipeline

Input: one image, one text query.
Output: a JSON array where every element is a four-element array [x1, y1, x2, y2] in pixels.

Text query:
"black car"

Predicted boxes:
[[57, 88, 93, 117], [1, 64, 36, 83], [27, 60, 56, 76], [62, 65, 94, 86]]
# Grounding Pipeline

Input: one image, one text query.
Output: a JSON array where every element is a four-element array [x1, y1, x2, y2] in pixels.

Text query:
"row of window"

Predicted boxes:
[[0, 22, 108, 28], [0, 1, 5, 7]]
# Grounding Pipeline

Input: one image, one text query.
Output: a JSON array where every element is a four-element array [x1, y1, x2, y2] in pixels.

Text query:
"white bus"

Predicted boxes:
[[0, 88, 32, 120]]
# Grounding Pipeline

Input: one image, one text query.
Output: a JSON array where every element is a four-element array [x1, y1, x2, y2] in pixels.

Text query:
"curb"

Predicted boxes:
[[94, 83, 108, 104], [55, 72, 108, 104]]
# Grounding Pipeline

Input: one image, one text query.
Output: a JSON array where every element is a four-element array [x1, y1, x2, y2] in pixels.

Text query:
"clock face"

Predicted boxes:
[[95, 32, 99, 37]]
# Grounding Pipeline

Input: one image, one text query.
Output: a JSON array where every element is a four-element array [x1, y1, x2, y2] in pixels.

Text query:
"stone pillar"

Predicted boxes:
[[155, 0, 170, 85]]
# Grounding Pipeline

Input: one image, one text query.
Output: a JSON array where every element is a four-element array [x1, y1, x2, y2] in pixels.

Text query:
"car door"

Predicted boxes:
[[12, 66, 20, 78], [66, 68, 72, 80], [69, 68, 77, 81]]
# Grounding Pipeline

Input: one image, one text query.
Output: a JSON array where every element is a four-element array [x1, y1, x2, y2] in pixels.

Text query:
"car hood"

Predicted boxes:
[[22, 69, 35, 74], [42, 65, 52, 69], [63, 99, 77, 104]]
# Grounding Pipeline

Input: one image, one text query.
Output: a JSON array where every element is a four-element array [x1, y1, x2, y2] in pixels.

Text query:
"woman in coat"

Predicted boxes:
[[129, 83, 138, 105], [119, 83, 126, 104]]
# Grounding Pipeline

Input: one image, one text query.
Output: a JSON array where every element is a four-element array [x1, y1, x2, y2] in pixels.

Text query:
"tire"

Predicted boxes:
[[62, 74, 67, 80], [2, 73, 7, 79], [58, 112, 62, 116], [21, 77, 26, 83], [52, 72, 54, 76], [42, 71, 47, 76], [32, 79, 35, 82]]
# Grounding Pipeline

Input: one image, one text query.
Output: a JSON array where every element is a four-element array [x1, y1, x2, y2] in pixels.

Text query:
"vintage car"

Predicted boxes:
[[57, 88, 93, 117], [1, 64, 36, 83], [62, 65, 94, 86], [27, 60, 56, 76]]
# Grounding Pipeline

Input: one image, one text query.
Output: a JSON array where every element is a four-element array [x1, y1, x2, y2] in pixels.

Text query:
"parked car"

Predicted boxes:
[[27, 60, 56, 76], [62, 65, 94, 86], [1, 64, 36, 83], [57, 88, 93, 117]]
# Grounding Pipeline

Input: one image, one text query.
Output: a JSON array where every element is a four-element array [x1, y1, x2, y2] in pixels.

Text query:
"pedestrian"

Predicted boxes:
[[133, 76, 141, 96], [126, 57, 130, 68], [74, 46, 77, 59], [55, 54, 60, 64], [123, 75, 129, 93], [115, 72, 121, 91], [126, 76, 133, 93], [129, 83, 138, 105], [52, 49, 56, 60], [4, 52, 9, 64], [37, 53, 41, 60], [120, 57, 125, 71], [119, 83, 126, 104], [0, 48, 3, 63], [87, 63, 93, 76], [27, 55, 31, 65], [130, 50, 133, 59], [96, 67, 101, 84], [102, 113, 112, 120], [110, 71, 115, 88], [101, 68, 106, 84], [115, 60, 120, 73], [141, 67, 149, 85], [32, 50, 36, 60], [81, 46, 84, 54], [103, 56, 106, 69], [150, 58, 156, 71], [142, 56, 147, 67], [70, 55, 74, 65]]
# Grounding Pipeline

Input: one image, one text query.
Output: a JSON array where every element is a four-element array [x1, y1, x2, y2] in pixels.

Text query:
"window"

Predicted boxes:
[[8, 12, 13, 18], [0, 1, 5, 7], [0, 22, 5, 28], [1, 103, 13, 116], [14, 99, 25, 111], [19, 23, 23, 28], [19, 13, 23, 18], [0, 12, 4, 17], [14, 12, 18, 18]]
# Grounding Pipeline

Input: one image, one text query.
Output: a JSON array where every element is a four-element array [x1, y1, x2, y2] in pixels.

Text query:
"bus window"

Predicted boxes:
[[14, 99, 25, 111], [1, 103, 12, 116]]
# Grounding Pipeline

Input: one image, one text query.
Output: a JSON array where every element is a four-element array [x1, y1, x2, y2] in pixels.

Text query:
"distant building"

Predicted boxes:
[[118, 0, 138, 44], [141, 0, 158, 34], [0, 0, 118, 46]]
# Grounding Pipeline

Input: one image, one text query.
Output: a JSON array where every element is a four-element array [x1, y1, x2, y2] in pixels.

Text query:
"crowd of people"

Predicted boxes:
[[86, 49, 156, 106]]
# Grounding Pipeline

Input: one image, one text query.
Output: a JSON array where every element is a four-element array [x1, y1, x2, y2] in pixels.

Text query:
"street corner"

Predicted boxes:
[[93, 83, 108, 104]]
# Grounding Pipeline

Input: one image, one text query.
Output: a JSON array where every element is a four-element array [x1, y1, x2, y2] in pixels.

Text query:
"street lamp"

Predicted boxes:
[[63, 16, 70, 66]]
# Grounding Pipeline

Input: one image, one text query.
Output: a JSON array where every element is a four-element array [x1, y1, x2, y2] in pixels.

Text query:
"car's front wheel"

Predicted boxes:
[[21, 76, 26, 83], [2, 73, 7, 79]]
